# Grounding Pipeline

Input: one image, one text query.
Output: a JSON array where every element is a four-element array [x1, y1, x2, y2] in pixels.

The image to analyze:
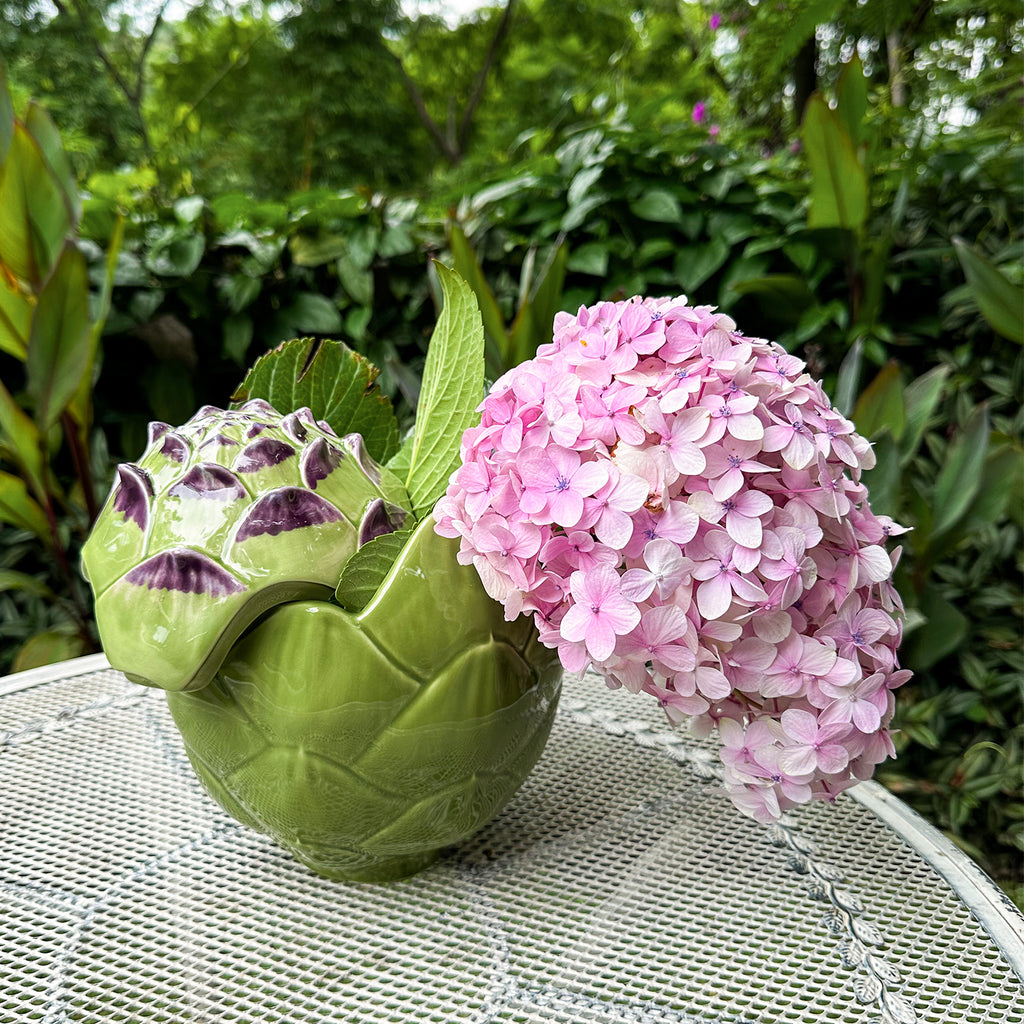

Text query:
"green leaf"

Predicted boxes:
[[26, 243, 92, 430], [11, 630, 85, 673], [802, 95, 868, 232], [630, 188, 682, 223], [931, 403, 991, 539], [394, 263, 484, 519], [222, 314, 253, 366], [337, 251, 374, 306], [960, 442, 1023, 534], [334, 528, 412, 612], [232, 337, 399, 463], [853, 362, 904, 441], [0, 277, 31, 359], [836, 55, 868, 146], [906, 591, 968, 671], [859, 432, 901, 519], [834, 337, 863, 417], [673, 237, 730, 293], [290, 233, 349, 267], [24, 101, 81, 226], [279, 292, 343, 335], [567, 242, 609, 277], [524, 241, 568, 360], [0, 122, 72, 287], [0, 568, 57, 600], [0, 377, 46, 498], [0, 57, 13, 158], [145, 231, 204, 278], [0, 469, 49, 539], [448, 224, 508, 365], [952, 237, 1024, 344], [900, 364, 949, 463]]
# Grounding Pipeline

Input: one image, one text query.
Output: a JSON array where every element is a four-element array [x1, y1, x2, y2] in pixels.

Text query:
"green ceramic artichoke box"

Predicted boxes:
[[82, 267, 562, 882]]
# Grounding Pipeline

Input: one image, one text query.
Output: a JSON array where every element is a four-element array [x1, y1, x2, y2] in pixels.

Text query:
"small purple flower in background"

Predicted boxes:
[[692, 101, 706, 124], [710, 13, 722, 30], [435, 293, 911, 824], [709, 124, 721, 139]]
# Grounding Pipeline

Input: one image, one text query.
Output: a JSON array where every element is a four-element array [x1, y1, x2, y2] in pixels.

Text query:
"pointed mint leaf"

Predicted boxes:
[[335, 528, 412, 612], [390, 263, 483, 518], [231, 336, 400, 463]]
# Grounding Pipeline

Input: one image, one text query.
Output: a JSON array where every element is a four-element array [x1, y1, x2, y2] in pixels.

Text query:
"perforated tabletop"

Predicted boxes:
[[2, 654, 1022, 1023]]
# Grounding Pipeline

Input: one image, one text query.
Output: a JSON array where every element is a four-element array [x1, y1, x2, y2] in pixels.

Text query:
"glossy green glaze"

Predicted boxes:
[[165, 515, 562, 882], [81, 402, 412, 693]]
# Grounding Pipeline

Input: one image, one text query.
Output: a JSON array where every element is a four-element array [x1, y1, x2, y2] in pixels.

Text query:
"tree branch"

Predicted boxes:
[[389, 49, 461, 165], [456, 0, 517, 153]]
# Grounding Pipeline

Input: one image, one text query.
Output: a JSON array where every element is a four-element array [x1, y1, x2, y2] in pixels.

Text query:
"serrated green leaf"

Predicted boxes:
[[395, 263, 484, 518], [0, 469, 49, 538], [231, 337, 400, 463], [931, 403, 991, 539], [853, 361, 904, 440], [26, 242, 92, 430], [952, 237, 1024, 344], [334, 528, 412, 612], [802, 95, 868, 231]]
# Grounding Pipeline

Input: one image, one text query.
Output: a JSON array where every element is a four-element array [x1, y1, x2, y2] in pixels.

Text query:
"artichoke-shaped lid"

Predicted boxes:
[[82, 400, 412, 692]]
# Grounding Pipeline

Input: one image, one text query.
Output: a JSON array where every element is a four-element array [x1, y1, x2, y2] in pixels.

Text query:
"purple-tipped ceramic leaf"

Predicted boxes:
[[235, 438, 296, 474], [358, 498, 408, 547], [112, 464, 154, 529], [246, 422, 272, 439], [280, 412, 309, 444], [198, 433, 241, 453], [125, 548, 246, 596], [169, 463, 247, 501], [301, 436, 345, 489], [235, 487, 345, 541], [160, 432, 190, 463], [238, 399, 277, 417], [147, 421, 171, 445], [343, 433, 381, 485]]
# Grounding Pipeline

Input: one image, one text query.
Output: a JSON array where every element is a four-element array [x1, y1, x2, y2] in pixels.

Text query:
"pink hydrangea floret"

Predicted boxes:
[[435, 296, 911, 824]]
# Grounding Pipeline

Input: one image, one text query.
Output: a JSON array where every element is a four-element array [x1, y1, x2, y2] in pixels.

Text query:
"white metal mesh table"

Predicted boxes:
[[2, 654, 1022, 1023]]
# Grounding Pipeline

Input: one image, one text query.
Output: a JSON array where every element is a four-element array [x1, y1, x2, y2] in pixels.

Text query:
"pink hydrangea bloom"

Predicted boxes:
[[435, 295, 910, 822]]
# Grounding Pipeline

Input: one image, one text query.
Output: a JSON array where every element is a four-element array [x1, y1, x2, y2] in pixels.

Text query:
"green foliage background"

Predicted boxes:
[[0, 0, 1020, 897]]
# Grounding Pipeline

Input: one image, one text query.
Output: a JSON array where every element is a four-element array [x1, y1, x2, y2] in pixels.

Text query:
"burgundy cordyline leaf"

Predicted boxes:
[[112, 464, 154, 529], [169, 464, 247, 501], [343, 433, 380, 485], [147, 421, 171, 445], [301, 436, 345, 489], [159, 432, 190, 463], [234, 438, 296, 473], [358, 498, 408, 546], [125, 549, 246, 596], [235, 487, 344, 540]]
